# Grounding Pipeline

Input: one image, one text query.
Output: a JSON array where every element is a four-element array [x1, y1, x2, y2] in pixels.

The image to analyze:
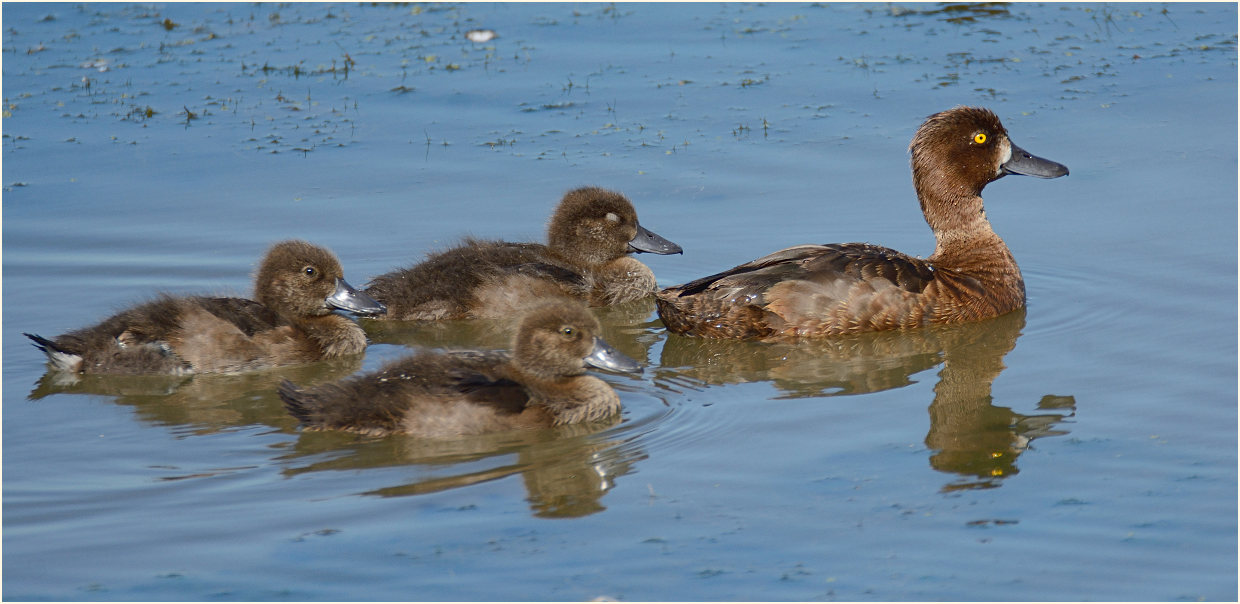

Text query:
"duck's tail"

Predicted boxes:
[[278, 379, 317, 426], [24, 333, 83, 373]]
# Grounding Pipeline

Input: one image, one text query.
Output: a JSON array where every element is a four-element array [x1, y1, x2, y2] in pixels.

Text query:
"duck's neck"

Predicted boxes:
[[921, 189, 1018, 273], [547, 245, 613, 270], [291, 314, 367, 357]]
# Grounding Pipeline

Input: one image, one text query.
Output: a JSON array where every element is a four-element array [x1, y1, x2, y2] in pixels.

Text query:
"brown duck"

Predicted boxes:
[[280, 299, 641, 437], [656, 106, 1068, 339], [365, 186, 682, 320], [25, 240, 386, 374]]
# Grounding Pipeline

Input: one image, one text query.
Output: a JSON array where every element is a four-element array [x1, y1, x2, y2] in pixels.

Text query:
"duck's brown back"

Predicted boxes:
[[34, 295, 281, 374], [365, 239, 587, 321], [656, 243, 1023, 339], [280, 350, 543, 437]]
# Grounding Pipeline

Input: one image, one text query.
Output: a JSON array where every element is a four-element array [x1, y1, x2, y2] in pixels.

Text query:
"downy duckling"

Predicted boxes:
[[279, 299, 641, 437], [25, 240, 386, 374], [365, 186, 682, 320]]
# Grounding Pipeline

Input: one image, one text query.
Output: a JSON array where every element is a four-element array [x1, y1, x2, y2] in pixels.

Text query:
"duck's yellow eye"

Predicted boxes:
[[973, 132, 988, 144]]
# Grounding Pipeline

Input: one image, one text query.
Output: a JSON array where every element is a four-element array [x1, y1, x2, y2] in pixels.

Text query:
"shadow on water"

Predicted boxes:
[[23, 314, 655, 518], [656, 308, 1076, 491], [361, 298, 661, 363], [291, 300, 661, 518], [26, 356, 364, 433], [282, 421, 644, 518]]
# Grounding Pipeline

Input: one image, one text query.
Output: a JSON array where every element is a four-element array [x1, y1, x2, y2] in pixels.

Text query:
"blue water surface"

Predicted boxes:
[[3, 2, 1236, 601]]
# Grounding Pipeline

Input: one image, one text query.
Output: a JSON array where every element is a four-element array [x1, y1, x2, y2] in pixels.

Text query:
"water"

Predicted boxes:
[[3, 2, 1235, 600]]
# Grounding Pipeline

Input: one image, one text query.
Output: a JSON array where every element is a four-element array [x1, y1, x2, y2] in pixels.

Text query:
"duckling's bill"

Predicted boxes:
[[628, 223, 683, 255], [585, 336, 643, 374], [327, 277, 387, 315]]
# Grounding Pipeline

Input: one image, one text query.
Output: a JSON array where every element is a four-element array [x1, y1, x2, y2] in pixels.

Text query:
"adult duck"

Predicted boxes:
[[656, 106, 1068, 339]]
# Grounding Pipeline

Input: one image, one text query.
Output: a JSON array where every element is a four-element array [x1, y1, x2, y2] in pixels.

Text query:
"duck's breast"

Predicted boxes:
[[587, 256, 657, 305]]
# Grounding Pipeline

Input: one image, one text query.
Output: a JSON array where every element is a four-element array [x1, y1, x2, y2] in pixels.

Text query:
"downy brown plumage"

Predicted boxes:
[[26, 240, 386, 374]]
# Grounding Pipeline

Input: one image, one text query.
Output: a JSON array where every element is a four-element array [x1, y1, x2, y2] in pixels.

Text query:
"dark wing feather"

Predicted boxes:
[[672, 245, 832, 297], [509, 262, 587, 287], [365, 239, 567, 318], [674, 243, 935, 298], [658, 243, 941, 338], [192, 297, 283, 336], [280, 350, 532, 434]]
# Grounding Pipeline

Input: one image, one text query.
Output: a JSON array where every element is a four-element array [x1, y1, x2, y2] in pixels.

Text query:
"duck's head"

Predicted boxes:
[[254, 240, 387, 319], [909, 106, 1068, 201], [512, 299, 642, 380], [546, 187, 682, 266]]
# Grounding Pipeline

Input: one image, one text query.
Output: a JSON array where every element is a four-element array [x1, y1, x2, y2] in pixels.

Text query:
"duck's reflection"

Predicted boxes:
[[27, 357, 364, 432], [281, 419, 641, 518], [28, 351, 643, 518], [657, 308, 1074, 490]]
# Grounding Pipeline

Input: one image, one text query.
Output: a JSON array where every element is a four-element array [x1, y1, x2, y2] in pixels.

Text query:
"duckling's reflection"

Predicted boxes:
[[281, 419, 641, 518], [27, 357, 364, 432], [657, 308, 1075, 490], [28, 347, 642, 517]]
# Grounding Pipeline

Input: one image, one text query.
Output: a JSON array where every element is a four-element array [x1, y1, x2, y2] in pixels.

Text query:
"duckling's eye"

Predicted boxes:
[[973, 132, 988, 144], [303, 266, 317, 278], [559, 326, 575, 337]]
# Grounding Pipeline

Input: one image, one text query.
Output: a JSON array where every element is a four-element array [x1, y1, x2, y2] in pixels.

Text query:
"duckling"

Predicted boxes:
[[656, 106, 1068, 339], [279, 299, 641, 437], [364, 186, 682, 320], [25, 240, 386, 374]]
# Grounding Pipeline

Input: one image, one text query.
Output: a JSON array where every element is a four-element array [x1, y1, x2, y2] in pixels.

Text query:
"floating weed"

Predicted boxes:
[[936, 72, 960, 87], [123, 105, 157, 122], [483, 138, 517, 149], [738, 75, 768, 88], [935, 3, 1011, 24]]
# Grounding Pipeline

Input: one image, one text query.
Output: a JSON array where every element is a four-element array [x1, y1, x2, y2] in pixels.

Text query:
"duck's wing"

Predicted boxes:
[[192, 296, 284, 336], [365, 239, 575, 320], [507, 261, 587, 287], [280, 351, 531, 436], [439, 350, 532, 414], [657, 243, 938, 338], [670, 244, 935, 298]]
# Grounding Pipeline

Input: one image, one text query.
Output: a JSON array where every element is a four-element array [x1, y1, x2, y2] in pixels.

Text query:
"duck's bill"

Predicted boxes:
[[628, 223, 684, 255], [326, 278, 388, 315], [585, 336, 643, 374], [1001, 143, 1069, 179]]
